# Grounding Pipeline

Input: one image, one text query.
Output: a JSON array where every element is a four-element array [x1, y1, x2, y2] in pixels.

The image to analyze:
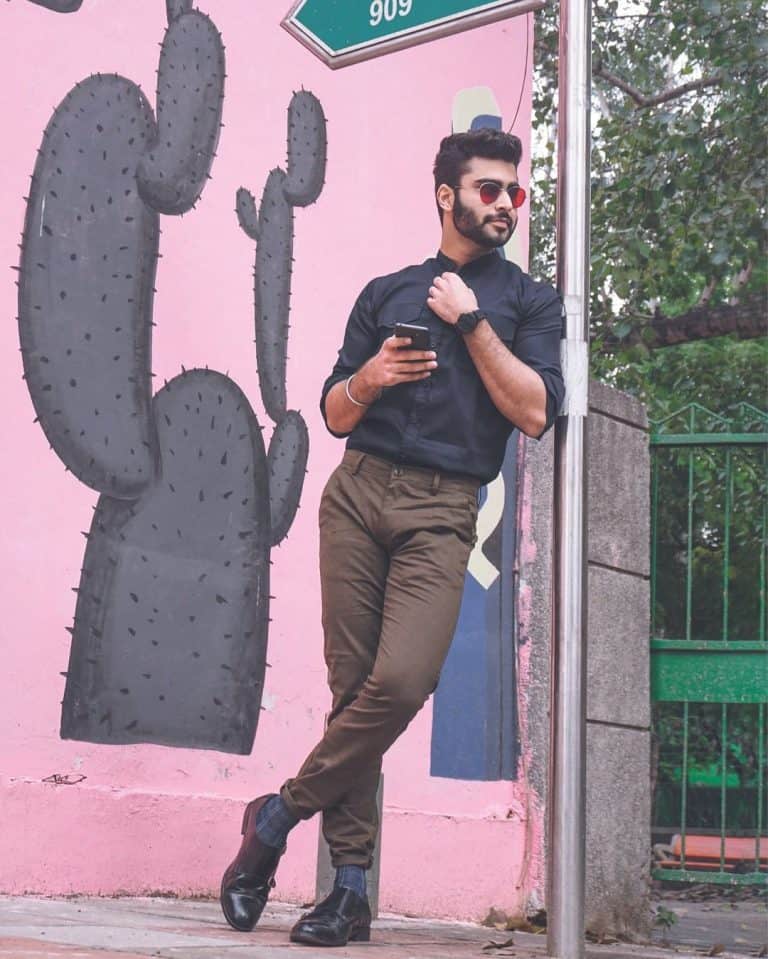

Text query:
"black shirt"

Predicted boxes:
[[320, 249, 565, 484]]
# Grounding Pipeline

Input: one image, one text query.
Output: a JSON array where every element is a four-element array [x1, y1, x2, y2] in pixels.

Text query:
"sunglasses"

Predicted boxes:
[[455, 181, 527, 209]]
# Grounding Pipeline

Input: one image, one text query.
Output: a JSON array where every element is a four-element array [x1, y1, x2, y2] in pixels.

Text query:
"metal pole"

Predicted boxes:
[[548, 0, 591, 953]]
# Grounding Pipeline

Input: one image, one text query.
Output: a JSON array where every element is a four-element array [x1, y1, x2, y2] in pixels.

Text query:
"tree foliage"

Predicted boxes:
[[530, 0, 767, 418], [530, 4, 768, 834]]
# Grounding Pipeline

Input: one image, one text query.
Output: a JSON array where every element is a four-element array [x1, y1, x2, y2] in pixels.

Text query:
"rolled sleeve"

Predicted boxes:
[[319, 281, 379, 437], [514, 277, 566, 436]]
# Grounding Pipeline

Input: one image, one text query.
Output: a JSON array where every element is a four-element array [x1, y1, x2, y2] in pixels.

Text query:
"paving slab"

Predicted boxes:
[[649, 898, 767, 955], [0, 896, 760, 959]]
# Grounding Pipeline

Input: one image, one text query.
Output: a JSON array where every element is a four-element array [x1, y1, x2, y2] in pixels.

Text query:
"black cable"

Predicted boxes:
[[508, 11, 531, 133]]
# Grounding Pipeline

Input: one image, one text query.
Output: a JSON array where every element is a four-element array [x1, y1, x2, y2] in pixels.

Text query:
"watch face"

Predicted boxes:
[[458, 310, 482, 333]]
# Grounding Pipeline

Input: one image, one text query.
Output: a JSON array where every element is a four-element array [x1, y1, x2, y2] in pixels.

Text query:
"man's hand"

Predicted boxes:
[[324, 335, 437, 433], [353, 335, 437, 400], [427, 272, 478, 326]]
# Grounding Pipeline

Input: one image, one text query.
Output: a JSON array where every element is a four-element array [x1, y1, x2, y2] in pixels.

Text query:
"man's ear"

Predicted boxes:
[[436, 184, 453, 212]]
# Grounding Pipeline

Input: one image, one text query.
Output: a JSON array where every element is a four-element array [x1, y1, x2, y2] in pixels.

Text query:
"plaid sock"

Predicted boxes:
[[334, 865, 367, 899], [253, 794, 298, 849]]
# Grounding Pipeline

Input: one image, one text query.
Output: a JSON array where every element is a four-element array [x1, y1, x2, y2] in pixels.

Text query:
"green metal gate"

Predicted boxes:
[[650, 402, 768, 885]]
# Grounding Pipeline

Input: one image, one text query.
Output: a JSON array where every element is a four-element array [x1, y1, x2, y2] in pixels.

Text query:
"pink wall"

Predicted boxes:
[[0, 0, 543, 919]]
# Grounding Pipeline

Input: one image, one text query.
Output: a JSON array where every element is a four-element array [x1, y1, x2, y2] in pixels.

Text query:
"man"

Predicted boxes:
[[220, 128, 564, 947]]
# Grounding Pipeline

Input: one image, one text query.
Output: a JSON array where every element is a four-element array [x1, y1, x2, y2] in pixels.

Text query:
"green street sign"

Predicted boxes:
[[282, 0, 545, 69]]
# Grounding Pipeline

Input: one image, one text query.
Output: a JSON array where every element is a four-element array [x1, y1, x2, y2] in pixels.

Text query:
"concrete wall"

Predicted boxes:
[[0, 0, 545, 922], [514, 428, 557, 916], [585, 381, 651, 937], [520, 381, 651, 934]]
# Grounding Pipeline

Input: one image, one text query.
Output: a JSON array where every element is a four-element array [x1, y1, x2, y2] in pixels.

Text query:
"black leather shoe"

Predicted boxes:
[[290, 886, 372, 946], [220, 794, 285, 932]]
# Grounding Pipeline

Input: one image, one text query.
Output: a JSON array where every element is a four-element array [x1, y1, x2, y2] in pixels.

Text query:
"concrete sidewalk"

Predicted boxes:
[[0, 896, 762, 959]]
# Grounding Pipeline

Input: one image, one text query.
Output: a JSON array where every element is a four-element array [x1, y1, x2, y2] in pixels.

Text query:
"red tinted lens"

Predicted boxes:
[[478, 182, 527, 207], [478, 182, 502, 204]]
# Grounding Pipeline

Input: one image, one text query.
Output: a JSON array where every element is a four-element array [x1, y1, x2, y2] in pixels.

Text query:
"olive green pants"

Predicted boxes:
[[281, 450, 479, 868]]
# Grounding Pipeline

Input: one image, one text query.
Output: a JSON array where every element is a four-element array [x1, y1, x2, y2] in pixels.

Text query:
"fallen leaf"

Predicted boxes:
[[482, 907, 510, 928], [505, 917, 546, 933], [482, 937, 516, 952], [586, 930, 620, 944]]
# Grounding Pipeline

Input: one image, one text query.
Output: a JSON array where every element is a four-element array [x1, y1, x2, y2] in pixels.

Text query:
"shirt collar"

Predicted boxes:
[[434, 248, 501, 274]]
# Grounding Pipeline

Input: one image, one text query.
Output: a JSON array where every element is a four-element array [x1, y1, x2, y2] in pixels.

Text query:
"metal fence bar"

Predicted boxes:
[[722, 449, 732, 643], [761, 446, 767, 645], [652, 639, 764, 652], [651, 406, 767, 886], [650, 453, 659, 636], [686, 446, 694, 643], [720, 702, 728, 871], [681, 700, 689, 868], [757, 702, 764, 871], [651, 432, 768, 447]]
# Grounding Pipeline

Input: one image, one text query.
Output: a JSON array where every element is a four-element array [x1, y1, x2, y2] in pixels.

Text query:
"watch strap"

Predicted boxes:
[[456, 310, 485, 334]]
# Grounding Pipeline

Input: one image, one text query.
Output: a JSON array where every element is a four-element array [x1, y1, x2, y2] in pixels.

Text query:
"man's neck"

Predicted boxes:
[[438, 235, 491, 270]]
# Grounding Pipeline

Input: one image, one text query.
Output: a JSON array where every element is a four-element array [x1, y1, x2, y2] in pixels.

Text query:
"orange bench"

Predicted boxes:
[[657, 834, 768, 872]]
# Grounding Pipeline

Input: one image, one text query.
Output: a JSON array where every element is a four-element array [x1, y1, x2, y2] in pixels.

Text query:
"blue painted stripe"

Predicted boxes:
[[430, 439, 519, 780]]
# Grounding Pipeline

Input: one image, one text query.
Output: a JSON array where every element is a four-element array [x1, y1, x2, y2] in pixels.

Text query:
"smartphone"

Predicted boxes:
[[394, 322, 430, 351]]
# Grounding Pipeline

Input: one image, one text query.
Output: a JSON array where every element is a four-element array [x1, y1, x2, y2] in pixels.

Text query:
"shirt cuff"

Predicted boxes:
[[319, 373, 354, 438]]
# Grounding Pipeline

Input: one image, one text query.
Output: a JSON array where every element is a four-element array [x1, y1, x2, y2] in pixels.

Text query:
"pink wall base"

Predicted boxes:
[[2, 778, 531, 920]]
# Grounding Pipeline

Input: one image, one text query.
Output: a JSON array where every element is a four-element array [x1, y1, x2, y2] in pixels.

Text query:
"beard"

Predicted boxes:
[[452, 193, 515, 249]]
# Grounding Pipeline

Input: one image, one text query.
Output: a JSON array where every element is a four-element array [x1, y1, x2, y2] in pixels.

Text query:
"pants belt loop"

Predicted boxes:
[[352, 453, 366, 475], [430, 471, 441, 495]]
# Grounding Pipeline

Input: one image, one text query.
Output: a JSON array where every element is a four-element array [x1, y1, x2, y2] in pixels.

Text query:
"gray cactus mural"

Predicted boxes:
[[17, 1, 327, 753], [236, 89, 325, 543], [62, 370, 271, 750], [28, 0, 84, 11], [19, 74, 160, 498]]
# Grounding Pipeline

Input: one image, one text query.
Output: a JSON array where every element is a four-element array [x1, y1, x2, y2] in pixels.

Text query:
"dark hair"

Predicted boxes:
[[433, 128, 523, 220]]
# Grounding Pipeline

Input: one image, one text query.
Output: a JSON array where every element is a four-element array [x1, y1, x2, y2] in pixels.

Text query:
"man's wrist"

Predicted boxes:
[[346, 369, 382, 406], [456, 310, 486, 335]]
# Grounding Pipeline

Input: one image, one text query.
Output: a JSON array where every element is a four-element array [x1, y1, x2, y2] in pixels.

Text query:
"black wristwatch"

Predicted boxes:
[[456, 310, 485, 335]]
